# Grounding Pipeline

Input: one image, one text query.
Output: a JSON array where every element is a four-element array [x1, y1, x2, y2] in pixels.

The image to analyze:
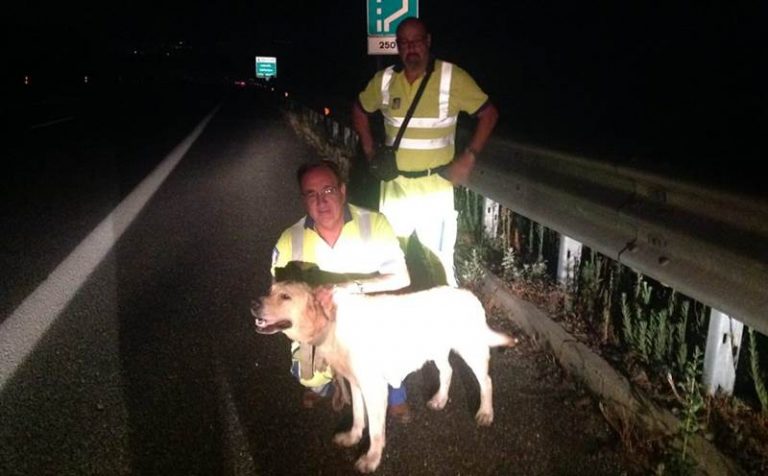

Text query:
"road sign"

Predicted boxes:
[[255, 56, 277, 79], [366, 0, 419, 55]]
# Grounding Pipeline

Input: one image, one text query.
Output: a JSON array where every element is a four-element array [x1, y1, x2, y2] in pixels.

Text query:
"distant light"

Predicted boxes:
[[24, 75, 30, 86], [84, 75, 89, 84], [270, 87, 275, 92], [234, 80, 246, 87], [284, 91, 289, 98], [323, 107, 331, 116]]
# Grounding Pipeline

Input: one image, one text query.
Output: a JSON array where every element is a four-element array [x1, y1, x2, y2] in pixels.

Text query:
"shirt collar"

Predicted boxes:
[[304, 203, 353, 230]]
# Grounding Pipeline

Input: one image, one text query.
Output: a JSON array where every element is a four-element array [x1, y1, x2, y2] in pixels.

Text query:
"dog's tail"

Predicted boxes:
[[487, 328, 519, 348]]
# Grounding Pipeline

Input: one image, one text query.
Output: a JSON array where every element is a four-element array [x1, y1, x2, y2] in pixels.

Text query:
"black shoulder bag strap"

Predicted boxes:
[[390, 63, 434, 151]]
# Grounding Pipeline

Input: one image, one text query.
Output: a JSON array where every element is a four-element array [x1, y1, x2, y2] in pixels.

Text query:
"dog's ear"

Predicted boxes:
[[312, 285, 337, 322], [298, 285, 335, 344]]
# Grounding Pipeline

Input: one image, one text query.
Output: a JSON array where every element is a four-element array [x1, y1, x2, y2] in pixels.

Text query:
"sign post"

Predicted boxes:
[[255, 56, 277, 79], [366, 0, 419, 55]]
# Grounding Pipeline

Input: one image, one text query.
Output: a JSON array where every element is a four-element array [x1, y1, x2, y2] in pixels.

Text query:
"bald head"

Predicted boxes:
[[395, 17, 428, 37], [396, 17, 431, 73]]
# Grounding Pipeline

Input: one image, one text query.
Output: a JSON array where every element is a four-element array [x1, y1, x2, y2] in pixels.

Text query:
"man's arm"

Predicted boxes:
[[337, 212, 411, 294], [352, 100, 376, 161], [347, 260, 410, 294], [445, 102, 499, 185]]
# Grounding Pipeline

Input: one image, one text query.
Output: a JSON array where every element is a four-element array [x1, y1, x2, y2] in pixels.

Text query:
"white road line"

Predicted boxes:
[[0, 103, 222, 390]]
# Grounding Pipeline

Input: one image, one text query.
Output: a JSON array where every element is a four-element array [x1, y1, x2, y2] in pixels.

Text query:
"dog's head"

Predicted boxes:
[[252, 281, 335, 344]]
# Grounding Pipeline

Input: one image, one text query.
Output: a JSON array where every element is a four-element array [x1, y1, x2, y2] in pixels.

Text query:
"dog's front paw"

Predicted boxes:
[[354, 451, 382, 473], [333, 429, 362, 447], [475, 409, 494, 426]]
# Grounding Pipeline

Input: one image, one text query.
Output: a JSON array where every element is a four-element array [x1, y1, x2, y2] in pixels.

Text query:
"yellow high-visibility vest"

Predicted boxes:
[[271, 204, 405, 277], [358, 59, 489, 172]]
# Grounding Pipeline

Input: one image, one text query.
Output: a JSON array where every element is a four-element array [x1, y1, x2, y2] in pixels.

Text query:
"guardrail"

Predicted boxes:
[[471, 137, 768, 336]]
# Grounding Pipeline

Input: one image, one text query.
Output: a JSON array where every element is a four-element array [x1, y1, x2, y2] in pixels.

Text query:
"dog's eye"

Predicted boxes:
[[279, 293, 291, 301]]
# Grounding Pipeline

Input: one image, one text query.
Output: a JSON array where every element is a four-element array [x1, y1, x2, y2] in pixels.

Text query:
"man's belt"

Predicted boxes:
[[398, 163, 450, 179]]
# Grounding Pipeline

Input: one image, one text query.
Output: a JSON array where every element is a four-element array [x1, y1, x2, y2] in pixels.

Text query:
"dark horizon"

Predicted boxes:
[[5, 1, 763, 195]]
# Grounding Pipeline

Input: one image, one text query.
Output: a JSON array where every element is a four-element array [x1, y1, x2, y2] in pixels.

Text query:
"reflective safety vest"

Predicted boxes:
[[381, 61, 456, 152], [271, 204, 405, 277], [288, 208, 370, 262], [359, 58, 489, 171]]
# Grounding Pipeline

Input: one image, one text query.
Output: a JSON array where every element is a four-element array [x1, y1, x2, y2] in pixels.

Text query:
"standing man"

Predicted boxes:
[[352, 17, 498, 286], [271, 160, 413, 422]]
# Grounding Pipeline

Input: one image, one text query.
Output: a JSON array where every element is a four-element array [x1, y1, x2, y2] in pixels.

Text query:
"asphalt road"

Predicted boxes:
[[0, 84, 633, 475]]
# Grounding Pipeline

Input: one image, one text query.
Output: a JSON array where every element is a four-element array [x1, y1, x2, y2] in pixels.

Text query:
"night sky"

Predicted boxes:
[[5, 1, 763, 190]]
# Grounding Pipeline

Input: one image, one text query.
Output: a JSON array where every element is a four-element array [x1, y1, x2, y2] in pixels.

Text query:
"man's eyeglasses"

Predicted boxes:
[[302, 185, 338, 202], [396, 37, 426, 49]]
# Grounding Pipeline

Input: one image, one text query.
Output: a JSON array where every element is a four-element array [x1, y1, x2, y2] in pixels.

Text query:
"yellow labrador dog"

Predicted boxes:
[[253, 281, 516, 473]]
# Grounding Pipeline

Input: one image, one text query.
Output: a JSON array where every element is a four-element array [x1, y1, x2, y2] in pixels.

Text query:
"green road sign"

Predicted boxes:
[[367, 0, 418, 35], [255, 56, 277, 78], [366, 0, 419, 55]]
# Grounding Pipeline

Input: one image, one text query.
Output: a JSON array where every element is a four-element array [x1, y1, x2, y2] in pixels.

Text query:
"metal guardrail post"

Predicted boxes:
[[703, 310, 744, 395], [557, 236, 583, 286], [483, 198, 499, 239]]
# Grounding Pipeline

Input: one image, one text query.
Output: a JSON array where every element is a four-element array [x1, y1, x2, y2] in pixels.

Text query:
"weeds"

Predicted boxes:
[[620, 275, 653, 363], [676, 346, 705, 472], [674, 301, 691, 376], [456, 186, 484, 240], [617, 273, 701, 381], [455, 194, 764, 473], [748, 328, 768, 414], [456, 247, 486, 287], [501, 247, 520, 282], [680, 347, 705, 455], [601, 263, 617, 344], [579, 252, 604, 324]]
